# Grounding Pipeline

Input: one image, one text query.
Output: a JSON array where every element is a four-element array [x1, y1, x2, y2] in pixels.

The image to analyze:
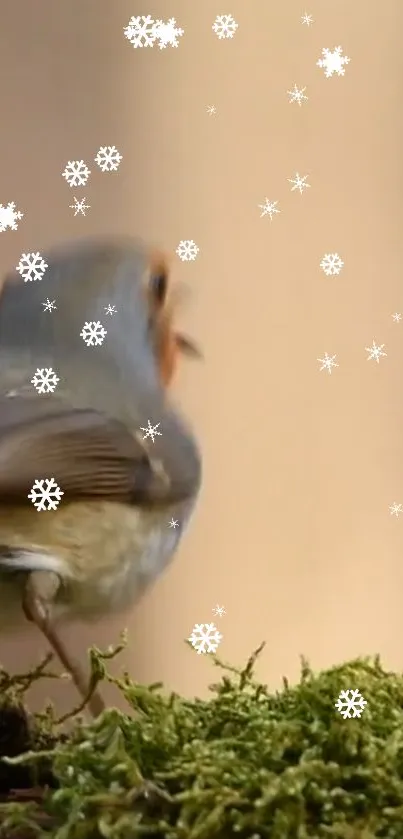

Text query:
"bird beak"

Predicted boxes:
[[175, 333, 203, 360]]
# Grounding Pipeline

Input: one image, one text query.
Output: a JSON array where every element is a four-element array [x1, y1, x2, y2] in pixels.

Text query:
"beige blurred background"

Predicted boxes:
[[0, 0, 403, 714]]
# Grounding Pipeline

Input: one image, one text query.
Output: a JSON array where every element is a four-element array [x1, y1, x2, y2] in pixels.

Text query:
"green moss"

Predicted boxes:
[[0, 638, 403, 838]]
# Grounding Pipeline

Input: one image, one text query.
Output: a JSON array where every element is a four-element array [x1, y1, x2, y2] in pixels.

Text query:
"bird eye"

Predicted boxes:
[[150, 272, 167, 305]]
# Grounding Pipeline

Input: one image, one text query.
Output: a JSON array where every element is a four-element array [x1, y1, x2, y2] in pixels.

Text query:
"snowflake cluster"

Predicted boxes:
[[62, 146, 122, 189], [124, 15, 184, 49]]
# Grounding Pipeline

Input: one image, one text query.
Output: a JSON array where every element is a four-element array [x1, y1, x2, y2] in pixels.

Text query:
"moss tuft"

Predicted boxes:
[[0, 638, 402, 838]]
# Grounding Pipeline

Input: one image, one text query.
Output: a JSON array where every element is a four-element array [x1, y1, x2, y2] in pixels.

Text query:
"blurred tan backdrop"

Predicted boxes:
[[1, 0, 403, 714]]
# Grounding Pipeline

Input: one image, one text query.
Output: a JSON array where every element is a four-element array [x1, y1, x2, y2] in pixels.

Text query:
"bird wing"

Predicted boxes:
[[0, 398, 171, 505]]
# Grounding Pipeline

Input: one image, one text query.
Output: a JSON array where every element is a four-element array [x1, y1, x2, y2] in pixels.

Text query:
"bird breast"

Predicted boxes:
[[0, 500, 188, 628]]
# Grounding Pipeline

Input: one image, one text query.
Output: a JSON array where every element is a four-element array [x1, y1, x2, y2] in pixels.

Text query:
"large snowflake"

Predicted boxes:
[[176, 240, 199, 261], [0, 201, 24, 232], [80, 321, 107, 347], [212, 14, 238, 39], [153, 18, 184, 48], [188, 623, 222, 654], [31, 367, 60, 394], [16, 252, 48, 282], [335, 689, 367, 719], [320, 253, 344, 276], [62, 160, 91, 187], [94, 146, 122, 172], [317, 46, 350, 78], [28, 478, 64, 511], [124, 15, 157, 48]]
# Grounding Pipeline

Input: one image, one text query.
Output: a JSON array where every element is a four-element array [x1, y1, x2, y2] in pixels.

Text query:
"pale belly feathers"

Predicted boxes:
[[0, 500, 190, 629]]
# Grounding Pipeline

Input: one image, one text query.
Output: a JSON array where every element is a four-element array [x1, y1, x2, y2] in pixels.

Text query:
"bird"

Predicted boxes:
[[0, 237, 202, 718]]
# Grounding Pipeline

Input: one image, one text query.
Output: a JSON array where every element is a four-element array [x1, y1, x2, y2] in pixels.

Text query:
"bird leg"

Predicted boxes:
[[22, 570, 105, 719]]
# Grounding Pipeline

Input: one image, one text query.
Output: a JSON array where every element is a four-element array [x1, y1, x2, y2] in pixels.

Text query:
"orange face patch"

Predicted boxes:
[[146, 252, 201, 388]]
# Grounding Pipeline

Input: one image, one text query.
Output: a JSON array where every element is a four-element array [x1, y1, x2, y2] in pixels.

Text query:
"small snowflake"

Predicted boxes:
[[69, 196, 90, 216], [153, 18, 184, 48], [287, 84, 308, 106], [168, 518, 179, 529], [366, 340, 387, 364], [176, 240, 199, 261], [140, 420, 162, 444], [317, 46, 350, 78], [104, 304, 117, 315], [0, 201, 24, 232], [392, 312, 402, 322], [207, 105, 217, 115], [62, 160, 91, 188], [28, 478, 64, 512], [188, 623, 222, 654], [318, 353, 339, 374], [335, 689, 367, 719], [390, 502, 403, 517], [80, 321, 107, 347], [301, 13, 313, 26], [16, 252, 48, 283], [288, 172, 310, 194], [124, 15, 156, 48], [212, 604, 226, 618], [259, 198, 280, 220], [320, 253, 344, 276], [42, 298, 57, 312], [212, 14, 238, 39], [94, 146, 122, 172], [31, 367, 60, 394]]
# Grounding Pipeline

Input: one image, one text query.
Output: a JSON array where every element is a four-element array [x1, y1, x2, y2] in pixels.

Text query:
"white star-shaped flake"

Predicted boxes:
[[318, 353, 339, 374], [365, 341, 387, 364]]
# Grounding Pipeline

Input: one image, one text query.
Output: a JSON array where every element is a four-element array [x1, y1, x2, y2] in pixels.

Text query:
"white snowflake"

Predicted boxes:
[[207, 105, 217, 115], [176, 240, 199, 261], [153, 18, 184, 48], [390, 502, 403, 517], [140, 420, 162, 443], [31, 367, 60, 394], [62, 160, 91, 187], [104, 304, 117, 315], [335, 689, 367, 719], [212, 604, 226, 618], [0, 201, 24, 232], [168, 517, 179, 528], [16, 252, 48, 283], [212, 14, 238, 39], [80, 321, 107, 347], [392, 312, 402, 322], [259, 198, 280, 220], [318, 353, 339, 374], [42, 298, 57, 312], [188, 623, 222, 654], [288, 173, 310, 194], [94, 146, 122, 173], [28, 478, 64, 512], [301, 13, 313, 26], [317, 46, 350, 78], [69, 197, 90, 216], [366, 340, 387, 364], [287, 84, 308, 106], [124, 15, 157, 48], [320, 253, 344, 276]]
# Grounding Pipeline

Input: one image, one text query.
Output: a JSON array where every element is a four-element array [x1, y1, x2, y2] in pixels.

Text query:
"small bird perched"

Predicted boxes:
[[0, 237, 202, 717]]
